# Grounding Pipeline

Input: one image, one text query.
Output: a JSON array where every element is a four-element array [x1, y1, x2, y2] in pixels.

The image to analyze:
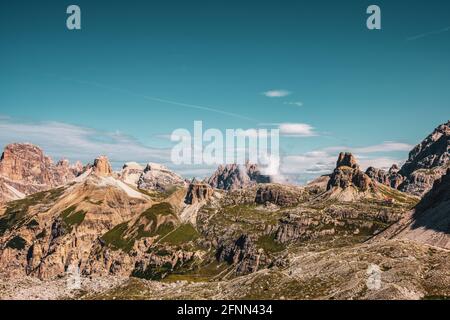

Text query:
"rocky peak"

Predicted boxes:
[[119, 162, 144, 186], [366, 167, 389, 185], [137, 163, 185, 192], [400, 121, 449, 177], [328, 153, 373, 192], [92, 156, 112, 176], [366, 165, 404, 189], [336, 152, 359, 170], [398, 121, 450, 196], [0, 143, 52, 185], [389, 164, 400, 174], [71, 161, 84, 176], [207, 162, 271, 190], [0, 143, 82, 202], [184, 181, 213, 205]]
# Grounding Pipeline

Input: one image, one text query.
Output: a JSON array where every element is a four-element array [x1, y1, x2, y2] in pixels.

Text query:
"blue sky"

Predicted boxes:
[[1, 0, 449, 183]]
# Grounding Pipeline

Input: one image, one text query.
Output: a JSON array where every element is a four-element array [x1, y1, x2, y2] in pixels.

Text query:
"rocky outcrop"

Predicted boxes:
[[92, 156, 112, 176], [387, 164, 405, 189], [0, 160, 151, 279], [207, 163, 271, 191], [398, 121, 450, 196], [336, 152, 359, 169], [373, 169, 450, 249], [119, 162, 144, 187], [137, 163, 185, 192], [273, 213, 335, 244], [327, 153, 374, 192], [184, 181, 213, 205], [216, 235, 267, 275], [366, 164, 404, 189], [0, 143, 82, 202], [255, 184, 303, 207]]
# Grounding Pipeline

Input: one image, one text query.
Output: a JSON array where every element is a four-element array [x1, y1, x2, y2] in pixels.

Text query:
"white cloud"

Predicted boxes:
[[0, 117, 413, 185], [325, 141, 413, 154], [281, 152, 336, 175], [279, 123, 317, 137], [357, 157, 403, 171], [0, 119, 170, 168], [353, 142, 413, 153], [263, 90, 291, 98], [284, 101, 304, 107]]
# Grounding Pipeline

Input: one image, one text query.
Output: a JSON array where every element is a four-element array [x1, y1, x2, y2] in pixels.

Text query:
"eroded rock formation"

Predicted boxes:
[[0, 143, 82, 202], [327, 153, 374, 192], [207, 163, 271, 190], [137, 163, 185, 192]]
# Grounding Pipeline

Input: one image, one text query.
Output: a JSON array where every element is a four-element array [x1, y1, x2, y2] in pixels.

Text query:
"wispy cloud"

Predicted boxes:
[[284, 101, 304, 107], [406, 26, 450, 41], [263, 90, 291, 98], [357, 157, 403, 170], [52, 76, 257, 122], [0, 117, 412, 184], [281, 152, 335, 175], [279, 123, 317, 137], [0, 118, 170, 168], [325, 141, 413, 154]]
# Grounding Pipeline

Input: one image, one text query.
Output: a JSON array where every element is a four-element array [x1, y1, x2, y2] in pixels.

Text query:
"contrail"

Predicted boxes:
[[406, 26, 450, 41], [53, 76, 258, 122]]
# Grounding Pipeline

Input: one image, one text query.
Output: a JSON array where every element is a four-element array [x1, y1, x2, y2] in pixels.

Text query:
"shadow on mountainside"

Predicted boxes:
[[410, 169, 450, 233]]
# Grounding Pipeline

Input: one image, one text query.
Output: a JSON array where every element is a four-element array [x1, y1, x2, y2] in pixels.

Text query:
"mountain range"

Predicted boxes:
[[0, 121, 448, 300]]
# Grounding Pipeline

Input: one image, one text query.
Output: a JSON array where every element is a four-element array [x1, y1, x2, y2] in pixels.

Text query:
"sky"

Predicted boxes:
[[1, 0, 449, 183]]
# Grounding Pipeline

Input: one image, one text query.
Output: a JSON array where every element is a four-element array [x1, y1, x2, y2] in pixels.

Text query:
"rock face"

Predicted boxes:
[[0, 143, 81, 203], [184, 182, 213, 205], [92, 156, 112, 176], [327, 153, 374, 192], [366, 164, 404, 189], [216, 235, 267, 275], [0, 157, 151, 280], [398, 121, 450, 196], [336, 152, 359, 169], [119, 162, 144, 187], [255, 184, 303, 207], [137, 163, 185, 192], [207, 163, 271, 190], [373, 169, 450, 249]]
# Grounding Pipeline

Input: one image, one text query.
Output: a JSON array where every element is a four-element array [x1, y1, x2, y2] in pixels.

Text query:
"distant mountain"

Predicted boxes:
[[366, 121, 449, 197], [207, 162, 271, 190], [0, 143, 82, 203], [365, 164, 404, 189], [319, 152, 416, 203], [137, 163, 186, 192], [0, 127, 448, 300], [119, 162, 144, 187], [0, 155, 152, 279], [398, 121, 450, 196]]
